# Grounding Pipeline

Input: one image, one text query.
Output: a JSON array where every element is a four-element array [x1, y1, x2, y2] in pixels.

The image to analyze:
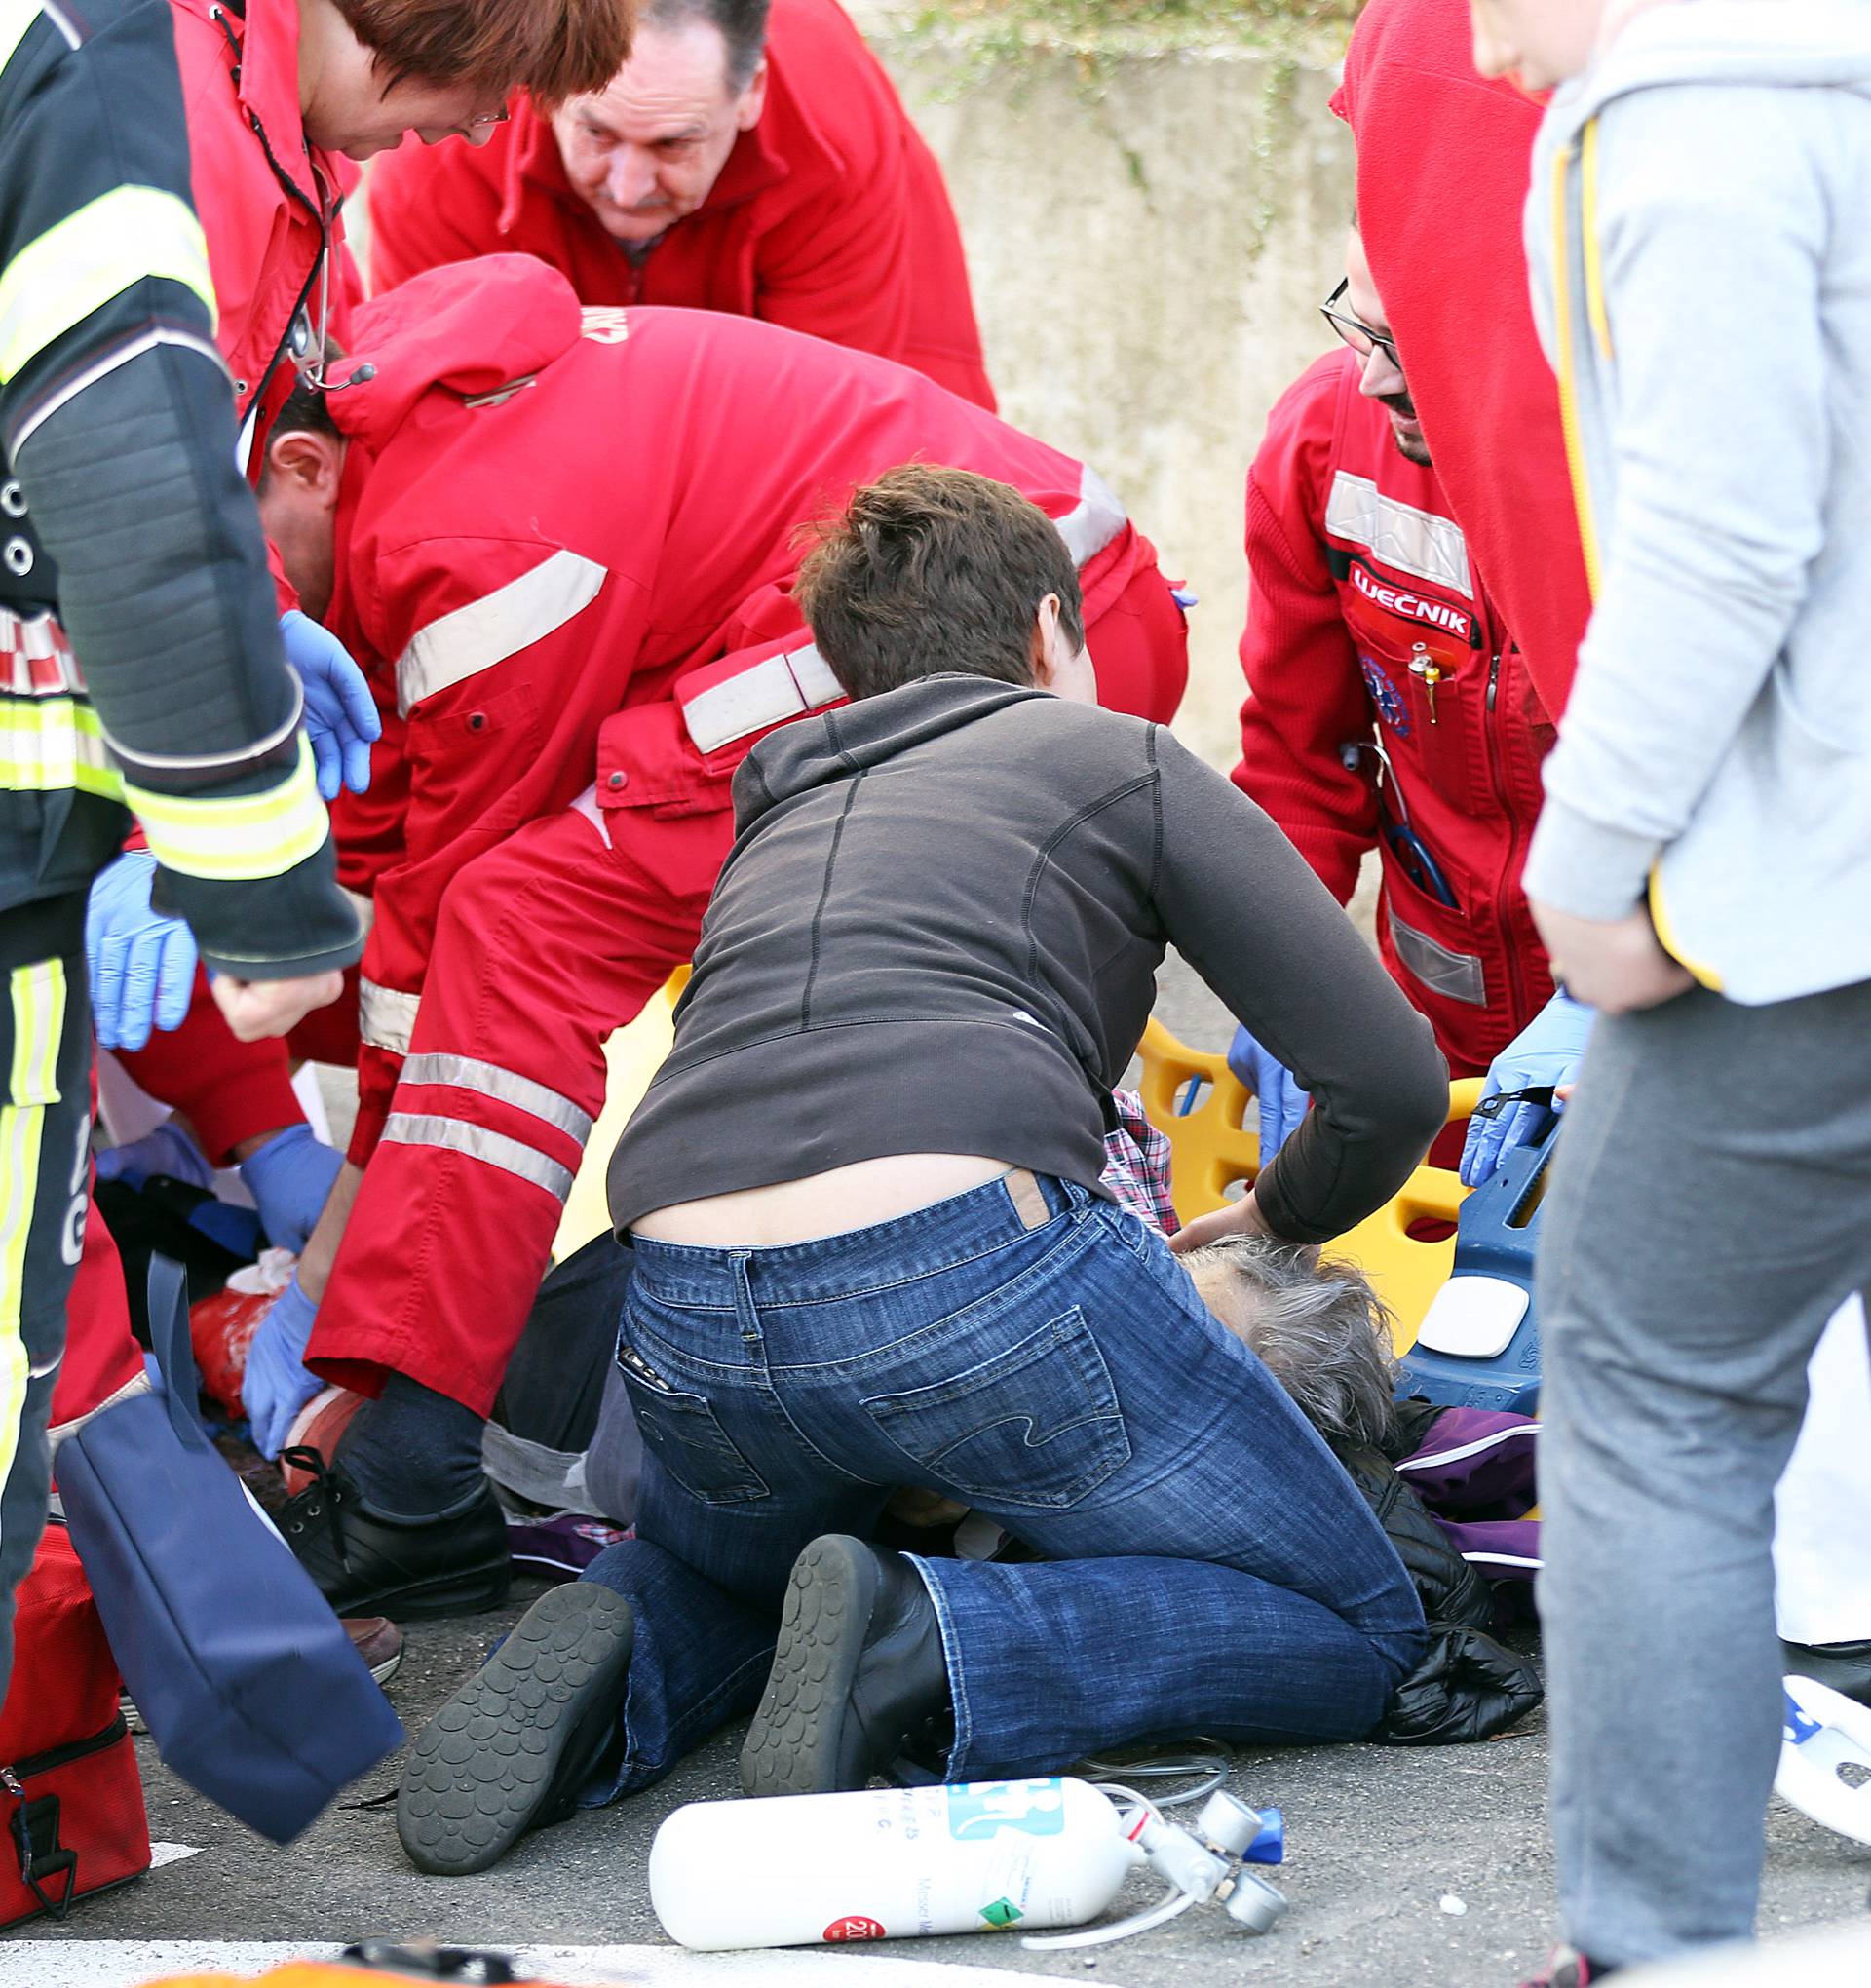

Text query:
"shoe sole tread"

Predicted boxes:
[[740, 1535, 872, 1798], [398, 1583, 633, 1876]]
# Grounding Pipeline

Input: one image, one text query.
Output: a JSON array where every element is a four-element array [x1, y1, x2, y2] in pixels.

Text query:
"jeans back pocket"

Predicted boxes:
[[860, 1306, 1130, 1511], [616, 1338, 770, 1505]]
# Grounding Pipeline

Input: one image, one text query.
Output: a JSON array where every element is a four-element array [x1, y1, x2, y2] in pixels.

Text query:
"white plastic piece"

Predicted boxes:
[[1414, 1274, 1530, 1359], [1776, 1675, 1871, 1846], [648, 1778, 1141, 1950], [1134, 1812, 1230, 1900]]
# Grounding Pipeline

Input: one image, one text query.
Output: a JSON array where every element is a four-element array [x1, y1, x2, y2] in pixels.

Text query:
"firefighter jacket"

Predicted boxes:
[[365, 0, 994, 409], [0, 0, 356, 975], [317, 256, 1158, 1159], [1233, 351, 1552, 1072]]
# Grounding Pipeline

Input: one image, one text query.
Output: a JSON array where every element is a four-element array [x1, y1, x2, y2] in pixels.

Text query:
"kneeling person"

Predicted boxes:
[[396, 463, 1446, 1875]]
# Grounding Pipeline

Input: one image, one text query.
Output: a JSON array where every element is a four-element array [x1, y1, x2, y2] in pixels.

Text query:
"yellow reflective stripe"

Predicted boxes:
[[1581, 121, 1614, 363], [0, 695, 121, 797], [1551, 133, 1603, 600], [0, 0, 44, 72], [125, 732, 329, 881], [8, 957, 65, 1106], [0, 959, 68, 1498], [0, 184, 216, 385], [1646, 863, 1725, 993]]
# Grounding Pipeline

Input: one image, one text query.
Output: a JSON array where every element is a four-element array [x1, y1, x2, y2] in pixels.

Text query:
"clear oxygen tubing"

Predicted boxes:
[[1020, 1783, 1193, 1953]]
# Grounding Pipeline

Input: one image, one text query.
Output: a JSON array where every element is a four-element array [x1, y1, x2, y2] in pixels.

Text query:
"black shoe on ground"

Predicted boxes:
[[741, 1534, 951, 1796], [1782, 1638, 1871, 1706], [279, 1448, 511, 1620], [398, 1582, 635, 1876]]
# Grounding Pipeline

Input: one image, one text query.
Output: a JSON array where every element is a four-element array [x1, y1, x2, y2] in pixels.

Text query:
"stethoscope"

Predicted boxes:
[[1339, 738, 1459, 910]]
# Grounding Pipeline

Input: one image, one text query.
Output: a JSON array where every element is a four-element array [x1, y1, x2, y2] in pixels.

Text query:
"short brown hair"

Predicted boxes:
[[796, 464, 1085, 703], [335, 0, 635, 105]]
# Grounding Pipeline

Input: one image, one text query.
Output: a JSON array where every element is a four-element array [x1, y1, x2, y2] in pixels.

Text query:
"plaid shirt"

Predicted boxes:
[[1099, 1088, 1178, 1235]]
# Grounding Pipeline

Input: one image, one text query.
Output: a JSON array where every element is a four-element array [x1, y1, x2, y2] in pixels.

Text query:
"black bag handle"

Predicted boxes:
[[144, 1255, 211, 1456]]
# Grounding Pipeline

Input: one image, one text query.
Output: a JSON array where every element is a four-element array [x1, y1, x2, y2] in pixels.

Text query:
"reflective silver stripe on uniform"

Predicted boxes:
[[396, 551, 607, 717], [379, 1112, 576, 1202], [679, 640, 844, 756], [399, 1053, 593, 1144], [9, 325, 229, 458], [1324, 471, 1473, 600], [360, 976, 419, 1055], [1054, 462, 1126, 566], [1388, 905, 1486, 1007]]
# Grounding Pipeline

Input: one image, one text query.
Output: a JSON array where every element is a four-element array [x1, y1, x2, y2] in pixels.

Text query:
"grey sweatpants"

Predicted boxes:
[[1538, 979, 1871, 1967]]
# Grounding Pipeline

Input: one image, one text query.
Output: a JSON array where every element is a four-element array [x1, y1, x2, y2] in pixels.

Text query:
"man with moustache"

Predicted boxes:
[[1225, 221, 1554, 1161]]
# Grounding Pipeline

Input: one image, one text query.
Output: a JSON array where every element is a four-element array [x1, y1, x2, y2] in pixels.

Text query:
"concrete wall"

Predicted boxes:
[[865, 24, 1355, 767]]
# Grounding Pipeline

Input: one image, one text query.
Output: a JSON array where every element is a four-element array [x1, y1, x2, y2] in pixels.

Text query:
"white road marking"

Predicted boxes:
[[0, 1940, 1027, 1986], [144, 1845, 202, 1870]]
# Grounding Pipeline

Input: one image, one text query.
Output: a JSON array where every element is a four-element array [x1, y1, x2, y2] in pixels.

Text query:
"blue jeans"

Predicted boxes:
[[578, 1172, 1424, 1800]]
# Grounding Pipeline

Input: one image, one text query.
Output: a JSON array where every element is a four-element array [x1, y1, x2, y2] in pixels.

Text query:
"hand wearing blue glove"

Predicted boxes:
[[281, 609, 380, 802], [242, 1274, 325, 1459], [95, 1120, 214, 1192], [1227, 1024, 1311, 1162], [238, 1124, 343, 1256], [1461, 989, 1594, 1188], [85, 851, 198, 1051]]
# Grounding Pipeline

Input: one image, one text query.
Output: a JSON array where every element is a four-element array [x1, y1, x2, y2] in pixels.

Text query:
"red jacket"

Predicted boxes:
[[1332, 0, 1590, 719], [171, 0, 356, 472], [1234, 351, 1553, 1072], [364, 0, 993, 409], [323, 258, 1160, 1157]]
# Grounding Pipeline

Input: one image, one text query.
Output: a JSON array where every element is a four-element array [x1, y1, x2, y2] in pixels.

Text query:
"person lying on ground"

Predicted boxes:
[[391, 460, 1448, 1878], [236, 256, 1188, 1622]]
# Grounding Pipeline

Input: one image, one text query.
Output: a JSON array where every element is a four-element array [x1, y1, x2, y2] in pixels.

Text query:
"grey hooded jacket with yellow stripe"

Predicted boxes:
[[0, 0, 359, 977], [1523, 0, 1871, 1003]]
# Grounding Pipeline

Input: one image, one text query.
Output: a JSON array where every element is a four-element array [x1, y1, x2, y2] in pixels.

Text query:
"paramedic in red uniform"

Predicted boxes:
[[1228, 222, 1553, 1164], [366, 0, 996, 409], [244, 257, 1187, 1615]]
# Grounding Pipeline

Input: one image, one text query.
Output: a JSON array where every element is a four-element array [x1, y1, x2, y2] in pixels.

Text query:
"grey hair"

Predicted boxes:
[[1182, 1235, 1399, 1452], [642, 0, 770, 92]]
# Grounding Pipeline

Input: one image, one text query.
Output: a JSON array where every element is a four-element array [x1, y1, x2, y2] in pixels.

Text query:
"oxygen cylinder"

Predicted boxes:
[[648, 1777, 1142, 1950]]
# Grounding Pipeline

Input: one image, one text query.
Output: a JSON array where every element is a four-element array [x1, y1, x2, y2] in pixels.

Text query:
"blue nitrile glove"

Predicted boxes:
[[238, 1124, 344, 1255], [1461, 989, 1595, 1188], [85, 850, 198, 1051], [95, 1120, 214, 1192], [281, 609, 380, 802], [1227, 1025, 1310, 1161], [241, 1273, 325, 1459]]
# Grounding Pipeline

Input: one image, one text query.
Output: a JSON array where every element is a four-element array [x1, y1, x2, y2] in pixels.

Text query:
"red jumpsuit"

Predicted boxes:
[[366, 0, 994, 410], [1235, 351, 1553, 1077], [303, 257, 1186, 1414], [1331, 0, 1591, 719]]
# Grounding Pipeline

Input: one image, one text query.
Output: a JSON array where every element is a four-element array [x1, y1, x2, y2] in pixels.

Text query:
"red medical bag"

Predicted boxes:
[[0, 1521, 150, 1925]]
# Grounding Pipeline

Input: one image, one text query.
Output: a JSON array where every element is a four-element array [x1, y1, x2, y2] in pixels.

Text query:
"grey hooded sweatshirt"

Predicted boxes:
[[1523, 0, 1871, 1002]]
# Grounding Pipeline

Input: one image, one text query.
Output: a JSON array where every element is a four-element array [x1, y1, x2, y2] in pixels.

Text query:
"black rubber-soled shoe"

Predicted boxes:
[[398, 1582, 635, 1876], [741, 1534, 950, 1797], [280, 1449, 511, 1621]]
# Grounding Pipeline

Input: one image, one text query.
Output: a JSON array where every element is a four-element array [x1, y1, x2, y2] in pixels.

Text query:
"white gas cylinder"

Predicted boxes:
[[649, 1776, 1142, 1950]]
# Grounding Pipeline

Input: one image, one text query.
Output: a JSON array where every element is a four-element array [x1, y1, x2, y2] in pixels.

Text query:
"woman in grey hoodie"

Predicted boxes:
[[1471, 2, 1871, 1981]]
